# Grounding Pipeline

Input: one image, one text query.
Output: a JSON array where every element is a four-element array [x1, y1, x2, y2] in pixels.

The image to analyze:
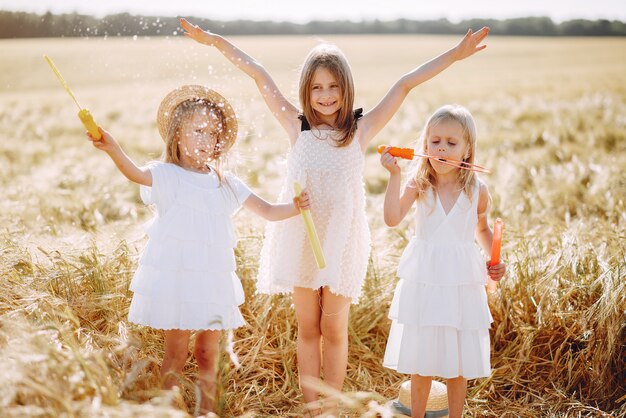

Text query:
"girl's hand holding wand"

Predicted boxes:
[[293, 190, 311, 211], [486, 261, 506, 293], [486, 219, 506, 291], [380, 146, 401, 175], [487, 262, 506, 281], [86, 127, 120, 155]]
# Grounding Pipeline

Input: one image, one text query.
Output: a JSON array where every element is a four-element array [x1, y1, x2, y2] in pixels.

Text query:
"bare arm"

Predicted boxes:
[[358, 27, 489, 149], [475, 181, 506, 281], [180, 18, 301, 143], [243, 190, 310, 221], [381, 147, 417, 226], [87, 128, 152, 186], [475, 182, 493, 252]]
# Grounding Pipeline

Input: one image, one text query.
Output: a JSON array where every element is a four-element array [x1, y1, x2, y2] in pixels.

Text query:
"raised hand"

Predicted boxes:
[[179, 17, 302, 142], [453, 27, 489, 61], [180, 18, 220, 47]]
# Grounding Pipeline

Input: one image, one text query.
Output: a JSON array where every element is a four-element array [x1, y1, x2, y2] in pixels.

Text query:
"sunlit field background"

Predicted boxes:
[[1, 34, 625, 417]]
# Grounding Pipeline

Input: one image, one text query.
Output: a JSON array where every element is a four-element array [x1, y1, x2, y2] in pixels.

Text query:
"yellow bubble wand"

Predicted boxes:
[[43, 55, 101, 139], [294, 182, 326, 269]]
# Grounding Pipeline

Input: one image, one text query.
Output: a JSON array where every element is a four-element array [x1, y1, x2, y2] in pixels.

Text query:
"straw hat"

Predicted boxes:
[[156, 85, 238, 152], [388, 380, 448, 418]]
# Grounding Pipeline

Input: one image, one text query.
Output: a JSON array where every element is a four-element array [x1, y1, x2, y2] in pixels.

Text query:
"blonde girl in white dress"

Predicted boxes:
[[86, 85, 310, 414], [181, 18, 489, 415], [380, 105, 506, 418]]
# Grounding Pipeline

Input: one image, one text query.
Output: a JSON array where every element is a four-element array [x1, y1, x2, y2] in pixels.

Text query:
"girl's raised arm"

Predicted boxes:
[[358, 27, 489, 148], [180, 18, 301, 143]]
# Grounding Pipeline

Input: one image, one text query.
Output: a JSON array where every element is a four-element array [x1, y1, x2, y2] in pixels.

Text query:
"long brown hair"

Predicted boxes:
[[163, 99, 228, 182], [412, 105, 478, 202], [299, 44, 358, 147]]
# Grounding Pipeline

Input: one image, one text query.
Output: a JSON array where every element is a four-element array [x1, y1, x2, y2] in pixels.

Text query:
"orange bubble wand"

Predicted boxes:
[[43, 55, 102, 140], [377, 145, 491, 174], [487, 218, 504, 293], [294, 182, 326, 269]]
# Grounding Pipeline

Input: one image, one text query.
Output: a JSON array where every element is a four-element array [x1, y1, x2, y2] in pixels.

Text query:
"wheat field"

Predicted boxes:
[[1, 35, 625, 417]]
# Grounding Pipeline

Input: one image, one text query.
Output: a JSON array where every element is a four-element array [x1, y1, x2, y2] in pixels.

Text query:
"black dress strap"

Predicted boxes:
[[298, 108, 363, 132], [298, 114, 311, 132]]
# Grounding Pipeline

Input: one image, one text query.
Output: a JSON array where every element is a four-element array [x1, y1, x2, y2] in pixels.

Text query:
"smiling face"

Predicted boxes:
[[309, 66, 343, 126], [177, 108, 222, 172], [426, 119, 469, 176]]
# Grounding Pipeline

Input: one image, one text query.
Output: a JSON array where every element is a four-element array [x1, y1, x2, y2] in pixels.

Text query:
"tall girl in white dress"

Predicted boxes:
[[86, 85, 310, 414], [181, 18, 489, 415], [380, 105, 506, 418]]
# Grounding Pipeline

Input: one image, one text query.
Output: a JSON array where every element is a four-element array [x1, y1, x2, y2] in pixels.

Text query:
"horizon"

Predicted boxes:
[[1, 0, 625, 23]]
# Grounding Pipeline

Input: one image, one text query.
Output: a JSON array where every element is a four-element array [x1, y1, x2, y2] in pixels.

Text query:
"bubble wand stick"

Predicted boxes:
[[43, 55, 101, 140], [377, 144, 491, 174], [294, 182, 326, 269]]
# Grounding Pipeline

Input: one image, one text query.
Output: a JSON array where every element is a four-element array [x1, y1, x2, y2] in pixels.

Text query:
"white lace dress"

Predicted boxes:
[[128, 162, 252, 331], [257, 129, 371, 301], [383, 180, 493, 379]]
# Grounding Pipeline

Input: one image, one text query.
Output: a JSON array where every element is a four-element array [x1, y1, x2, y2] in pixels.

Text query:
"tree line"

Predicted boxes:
[[1, 11, 625, 38]]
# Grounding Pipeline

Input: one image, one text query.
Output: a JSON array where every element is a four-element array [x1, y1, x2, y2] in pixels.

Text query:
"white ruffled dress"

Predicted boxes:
[[128, 162, 252, 331], [383, 180, 493, 379], [256, 128, 370, 301]]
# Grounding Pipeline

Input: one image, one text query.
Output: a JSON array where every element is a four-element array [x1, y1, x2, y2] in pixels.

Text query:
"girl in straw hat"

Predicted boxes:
[[86, 85, 310, 414], [379, 105, 505, 418], [180, 17, 488, 416]]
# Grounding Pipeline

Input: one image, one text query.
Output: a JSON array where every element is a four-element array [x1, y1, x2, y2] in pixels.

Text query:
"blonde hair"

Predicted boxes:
[[299, 44, 357, 146], [412, 104, 478, 202], [163, 99, 229, 182]]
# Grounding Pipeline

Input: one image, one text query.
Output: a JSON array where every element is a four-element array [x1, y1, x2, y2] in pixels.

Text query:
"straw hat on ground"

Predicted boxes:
[[156, 84, 238, 152], [388, 380, 449, 418]]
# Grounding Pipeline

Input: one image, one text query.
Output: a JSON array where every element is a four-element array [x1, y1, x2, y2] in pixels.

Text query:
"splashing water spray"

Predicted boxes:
[[43, 55, 102, 140]]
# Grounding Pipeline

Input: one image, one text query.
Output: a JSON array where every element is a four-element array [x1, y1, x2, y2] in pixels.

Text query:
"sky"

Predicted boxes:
[[0, 0, 624, 23]]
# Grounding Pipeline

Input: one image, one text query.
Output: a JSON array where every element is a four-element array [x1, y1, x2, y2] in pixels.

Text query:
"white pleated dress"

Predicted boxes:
[[128, 162, 252, 331], [257, 127, 370, 301], [383, 180, 493, 379]]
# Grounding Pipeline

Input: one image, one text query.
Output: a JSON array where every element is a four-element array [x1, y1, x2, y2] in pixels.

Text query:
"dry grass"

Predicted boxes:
[[0, 35, 625, 417]]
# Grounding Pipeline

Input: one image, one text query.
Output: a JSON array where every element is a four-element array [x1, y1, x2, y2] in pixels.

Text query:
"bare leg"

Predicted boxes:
[[293, 287, 323, 413], [319, 287, 351, 416], [162, 329, 192, 389], [194, 330, 222, 414], [446, 376, 467, 418], [411, 374, 432, 418]]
